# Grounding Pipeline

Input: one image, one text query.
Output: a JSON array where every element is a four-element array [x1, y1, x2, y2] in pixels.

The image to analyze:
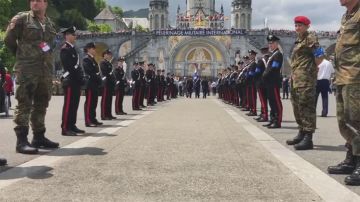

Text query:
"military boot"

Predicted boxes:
[[31, 130, 60, 149], [0, 158, 7, 166], [286, 131, 306, 145], [328, 144, 356, 174], [15, 126, 38, 154], [294, 133, 313, 150], [345, 156, 360, 186], [268, 117, 281, 129]]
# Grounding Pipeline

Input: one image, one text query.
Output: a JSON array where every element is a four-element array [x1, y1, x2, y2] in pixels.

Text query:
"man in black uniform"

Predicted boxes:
[[83, 42, 103, 127], [262, 35, 283, 129], [60, 26, 85, 136], [155, 69, 162, 102], [160, 70, 166, 101], [100, 49, 116, 120], [201, 77, 209, 99], [131, 62, 141, 110], [246, 50, 258, 116], [114, 57, 127, 115], [255, 47, 270, 122], [186, 77, 193, 98], [138, 61, 146, 108], [145, 63, 155, 106], [194, 75, 201, 98]]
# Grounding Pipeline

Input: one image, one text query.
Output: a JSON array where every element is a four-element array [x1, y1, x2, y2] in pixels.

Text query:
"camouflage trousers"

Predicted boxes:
[[336, 84, 360, 155], [290, 86, 316, 133], [14, 72, 52, 134]]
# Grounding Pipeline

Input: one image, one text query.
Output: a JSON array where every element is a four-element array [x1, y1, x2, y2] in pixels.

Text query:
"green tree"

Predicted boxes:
[[0, 0, 12, 31], [95, 0, 106, 12], [0, 31, 15, 72], [58, 9, 87, 30], [111, 6, 123, 18], [87, 22, 112, 33], [134, 24, 147, 32]]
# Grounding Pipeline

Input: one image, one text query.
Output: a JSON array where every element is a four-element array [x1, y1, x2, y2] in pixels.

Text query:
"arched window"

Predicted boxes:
[[235, 14, 240, 28], [247, 14, 251, 29], [240, 13, 246, 29], [155, 14, 159, 30], [149, 15, 153, 30], [161, 15, 165, 28]]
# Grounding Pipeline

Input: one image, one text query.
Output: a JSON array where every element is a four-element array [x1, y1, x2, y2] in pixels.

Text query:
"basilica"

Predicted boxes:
[[119, 0, 256, 78]]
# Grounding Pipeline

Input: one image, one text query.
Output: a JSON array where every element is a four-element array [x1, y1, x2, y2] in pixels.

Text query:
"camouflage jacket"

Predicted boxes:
[[290, 31, 318, 88], [4, 11, 57, 75], [335, 3, 360, 85]]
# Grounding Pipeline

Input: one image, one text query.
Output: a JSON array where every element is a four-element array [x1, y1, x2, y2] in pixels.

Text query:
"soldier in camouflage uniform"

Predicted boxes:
[[4, 0, 59, 154], [327, 0, 360, 186], [286, 16, 318, 150]]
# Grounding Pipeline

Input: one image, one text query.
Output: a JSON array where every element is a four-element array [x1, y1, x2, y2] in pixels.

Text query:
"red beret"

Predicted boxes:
[[294, 16, 311, 25]]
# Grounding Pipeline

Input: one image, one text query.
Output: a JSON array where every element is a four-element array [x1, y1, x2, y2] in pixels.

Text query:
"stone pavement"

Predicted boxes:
[[0, 95, 358, 201]]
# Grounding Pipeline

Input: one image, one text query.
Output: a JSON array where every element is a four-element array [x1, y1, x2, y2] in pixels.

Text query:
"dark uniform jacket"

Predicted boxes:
[[60, 42, 83, 86], [263, 49, 283, 86], [83, 54, 101, 89], [255, 56, 268, 87], [131, 69, 141, 88], [113, 65, 127, 89], [100, 59, 115, 87]]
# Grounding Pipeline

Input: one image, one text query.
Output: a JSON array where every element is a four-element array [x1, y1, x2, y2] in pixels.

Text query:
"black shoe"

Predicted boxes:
[[118, 112, 127, 115], [328, 144, 356, 174], [133, 108, 142, 111], [294, 133, 313, 150], [15, 126, 39, 154], [71, 126, 85, 134], [85, 123, 97, 127], [254, 116, 262, 121], [62, 130, 78, 136], [267, 122, 281, 129], [94, 121, 103, 126], [257, 117, 269, 122], [31, 132, 60, 149], [16, 143, 38, 154], [0, 158, 7, 166], [101, 117, 112, 120], [345, 157, 360, 186], [110, 116, 117, 120], [263, 122, 273, 127], [246, 112, 257, 116], [286, 131, 305, 145]]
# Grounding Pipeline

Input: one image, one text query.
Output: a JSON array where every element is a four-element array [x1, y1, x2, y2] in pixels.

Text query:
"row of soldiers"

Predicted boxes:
[[130, 62, 178, 111], [218, 34, 284, 130]]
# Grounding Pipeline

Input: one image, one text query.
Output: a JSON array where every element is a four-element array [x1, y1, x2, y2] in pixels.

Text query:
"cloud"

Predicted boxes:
[[107, 0, 345, 31]]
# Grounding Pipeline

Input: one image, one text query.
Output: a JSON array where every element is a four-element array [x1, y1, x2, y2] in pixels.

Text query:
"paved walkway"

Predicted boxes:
[[0, 96, 359, 201]]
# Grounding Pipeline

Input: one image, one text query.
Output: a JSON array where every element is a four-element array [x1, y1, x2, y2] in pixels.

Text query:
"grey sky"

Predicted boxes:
[[108, 0, 346, 31]]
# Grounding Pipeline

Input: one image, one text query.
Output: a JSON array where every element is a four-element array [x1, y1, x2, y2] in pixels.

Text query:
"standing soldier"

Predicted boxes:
[[145, 64, 154, 106], [262, 35, 283, 129], [160, 70, 166, 101], [255, 47, 270, 122], [286, 16, 318, 150], [186, 77, 194, 98], [155, 69, 162, 102], [246, 50, 258, 116], [114, 57, 128, 115], [201, 77, 209, 99], [327, 0, 360, 186], [83, 42, 103, 127], [60, 26, 85, 136], [100, 49, 116, 120], [194, 76, 201, 99], [131, 62, 141, 110], [5, 0, 59, 154], [138, 61, 146, 108]]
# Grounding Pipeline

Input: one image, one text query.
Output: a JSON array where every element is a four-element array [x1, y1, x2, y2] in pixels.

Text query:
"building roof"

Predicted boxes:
[[94, 7, 117, 20], [122, 18, 150, 29]]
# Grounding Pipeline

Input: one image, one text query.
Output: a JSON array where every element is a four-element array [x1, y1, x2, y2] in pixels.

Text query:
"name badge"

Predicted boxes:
[[39, 42, 50, 52]]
